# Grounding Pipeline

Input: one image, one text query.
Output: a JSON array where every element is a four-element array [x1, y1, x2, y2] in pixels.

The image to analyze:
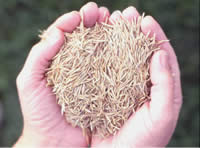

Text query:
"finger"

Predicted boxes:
[[150, 50, 174, 122], [122, 6, 140, 21], [47, 11, 81, 33], [141, 16, 178, 71], [54, 11, 81, 32], [80, 2, 99, 27], [109, 10, 122, 24], [98, 6, 110, 23], [141, 16, 182, 116]]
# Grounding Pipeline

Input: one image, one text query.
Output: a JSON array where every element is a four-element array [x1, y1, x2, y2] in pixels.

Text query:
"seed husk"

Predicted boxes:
[[44, 14, 164, 141]]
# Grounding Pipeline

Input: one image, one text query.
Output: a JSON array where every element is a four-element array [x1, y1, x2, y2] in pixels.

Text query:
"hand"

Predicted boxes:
[[91, 7, 182, 147], [14, 2, 109, 147], [15, 2, 182, 147]]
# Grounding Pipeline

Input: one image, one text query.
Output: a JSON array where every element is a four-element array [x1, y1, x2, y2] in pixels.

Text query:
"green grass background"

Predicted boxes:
[[0, 0, 199, 146]]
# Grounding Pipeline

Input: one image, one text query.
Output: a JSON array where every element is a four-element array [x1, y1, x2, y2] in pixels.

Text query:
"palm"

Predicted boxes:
[[92, 6, 182, 147], [92, 102, 175, 147], [17, 2, 110, 147], [17, 71, 86, 146]]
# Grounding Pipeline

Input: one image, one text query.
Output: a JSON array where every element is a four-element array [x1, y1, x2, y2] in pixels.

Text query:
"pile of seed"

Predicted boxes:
[[45, 16, 161, 139]]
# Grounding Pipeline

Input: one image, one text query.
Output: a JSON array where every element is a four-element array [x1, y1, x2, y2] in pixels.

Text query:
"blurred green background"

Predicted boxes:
[[0, 0, 199, 146]]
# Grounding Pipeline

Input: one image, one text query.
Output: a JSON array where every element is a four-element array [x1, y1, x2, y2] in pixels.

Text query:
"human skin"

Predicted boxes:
[[14, 2, 182, 148]]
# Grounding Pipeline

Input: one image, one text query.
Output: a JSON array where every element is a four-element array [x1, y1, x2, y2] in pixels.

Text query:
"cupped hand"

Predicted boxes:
[[15, 2, 109, 147], [91, 7, 182, 147], [15, 2, 182, 147]]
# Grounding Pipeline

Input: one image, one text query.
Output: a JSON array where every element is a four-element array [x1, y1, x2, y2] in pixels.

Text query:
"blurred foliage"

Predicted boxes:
[[0, 0, 199, 146]]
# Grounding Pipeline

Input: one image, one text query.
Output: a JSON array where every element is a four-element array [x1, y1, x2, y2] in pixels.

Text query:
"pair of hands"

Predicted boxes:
[[15, 2, 182, 147]]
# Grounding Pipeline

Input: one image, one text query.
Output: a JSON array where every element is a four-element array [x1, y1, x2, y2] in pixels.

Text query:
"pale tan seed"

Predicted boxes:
[[44, 15, 166, 139]]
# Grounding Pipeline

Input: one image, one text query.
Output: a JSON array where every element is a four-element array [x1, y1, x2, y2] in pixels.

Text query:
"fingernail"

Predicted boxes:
[[87, 2, 97, 7], [113, 10, 121, 14], [160, 51, 169, 70], [112, 10, 122, 18], [123, 6, 137, 14], [110, 10, 121, 24]]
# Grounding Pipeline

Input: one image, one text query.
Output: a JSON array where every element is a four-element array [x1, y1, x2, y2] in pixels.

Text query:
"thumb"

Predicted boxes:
[[22, 27, 64, 77], [149, 50, 174, 123], [19, 11, 81, 81]]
